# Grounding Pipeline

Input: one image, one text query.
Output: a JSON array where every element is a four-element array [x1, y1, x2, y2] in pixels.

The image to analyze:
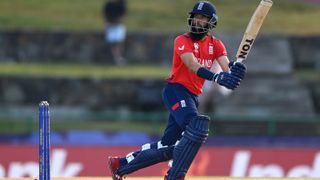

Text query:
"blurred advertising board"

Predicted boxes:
[[0, 145, 319, 178]]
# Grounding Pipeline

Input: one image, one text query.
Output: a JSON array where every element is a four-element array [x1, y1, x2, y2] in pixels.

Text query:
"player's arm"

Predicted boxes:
[[180, 52, 202, 73], [216, 55, 230, 72], [180, 52, 239, 90]]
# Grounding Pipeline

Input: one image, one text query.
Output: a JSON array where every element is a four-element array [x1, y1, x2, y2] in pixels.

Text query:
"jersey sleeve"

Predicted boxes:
[[174, 36, 193, 56], [214, 39, 228, 59]]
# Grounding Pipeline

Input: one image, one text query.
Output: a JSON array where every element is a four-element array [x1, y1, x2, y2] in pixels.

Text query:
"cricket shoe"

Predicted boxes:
[[164, 175, 185, 180], [108, 156, 124, 180]]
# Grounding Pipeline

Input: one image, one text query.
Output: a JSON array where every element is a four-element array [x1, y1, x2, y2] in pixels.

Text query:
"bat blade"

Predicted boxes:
[[236, 0, 273, 62]]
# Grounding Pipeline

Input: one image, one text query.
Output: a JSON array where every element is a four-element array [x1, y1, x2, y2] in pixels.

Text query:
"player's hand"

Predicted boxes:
[[229, 61, 247, 80], [213, 72, 240, 90]]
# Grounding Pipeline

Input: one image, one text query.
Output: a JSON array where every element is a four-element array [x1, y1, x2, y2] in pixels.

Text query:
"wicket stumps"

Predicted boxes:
[[39, 101, 50, 180]]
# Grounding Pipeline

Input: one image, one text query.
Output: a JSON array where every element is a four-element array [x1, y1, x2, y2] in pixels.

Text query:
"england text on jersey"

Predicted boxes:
[[196, 58, 213, 68]]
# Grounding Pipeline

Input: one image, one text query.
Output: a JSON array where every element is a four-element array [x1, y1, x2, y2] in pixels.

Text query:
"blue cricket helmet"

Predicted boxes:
[[189, 1, 218, 29]]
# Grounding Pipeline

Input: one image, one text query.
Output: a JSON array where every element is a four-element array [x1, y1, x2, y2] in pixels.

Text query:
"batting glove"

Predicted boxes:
[[213, 72, 240, 90], [229, 61, 247, 80]]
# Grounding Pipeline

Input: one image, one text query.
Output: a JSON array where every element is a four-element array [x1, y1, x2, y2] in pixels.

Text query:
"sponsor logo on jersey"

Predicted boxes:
[[178, 45, 185, 51], [194, 43, 199, 53], [194, 43, 199, 50]]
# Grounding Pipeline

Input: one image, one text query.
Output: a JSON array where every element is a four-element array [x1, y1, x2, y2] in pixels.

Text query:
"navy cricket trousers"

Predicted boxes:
[[161, 83, 199, 146]]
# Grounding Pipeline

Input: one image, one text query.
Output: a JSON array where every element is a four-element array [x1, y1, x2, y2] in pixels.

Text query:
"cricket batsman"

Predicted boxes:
[[108, 1, 246, 179]]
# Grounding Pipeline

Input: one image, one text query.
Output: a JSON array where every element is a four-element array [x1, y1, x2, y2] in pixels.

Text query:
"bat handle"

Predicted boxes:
[[236, 58, 244, 63]]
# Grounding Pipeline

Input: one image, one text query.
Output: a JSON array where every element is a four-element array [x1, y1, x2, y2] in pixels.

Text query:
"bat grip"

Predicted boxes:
[[236, 58, 244, 63]]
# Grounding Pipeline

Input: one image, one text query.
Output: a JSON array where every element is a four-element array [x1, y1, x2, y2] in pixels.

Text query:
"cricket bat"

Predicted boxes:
[[236, 0, 273, 62]]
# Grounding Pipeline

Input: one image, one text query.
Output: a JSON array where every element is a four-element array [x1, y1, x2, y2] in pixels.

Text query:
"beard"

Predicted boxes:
[[189, 26, 208, 41], [189, 27, 208, 41]]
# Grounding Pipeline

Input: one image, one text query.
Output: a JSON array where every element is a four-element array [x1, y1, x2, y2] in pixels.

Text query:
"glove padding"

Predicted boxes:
[[229, 61, 247, 80], [213, 72, 241, 90]]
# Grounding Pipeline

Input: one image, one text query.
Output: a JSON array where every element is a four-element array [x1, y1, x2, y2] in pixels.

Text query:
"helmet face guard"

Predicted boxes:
[[188, 1, 218, 36], [187, 14, 217, 34]]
